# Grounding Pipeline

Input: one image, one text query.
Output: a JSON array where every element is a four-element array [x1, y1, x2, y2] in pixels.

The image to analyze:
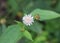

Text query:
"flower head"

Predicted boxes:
[[22, 14, 34, 26]]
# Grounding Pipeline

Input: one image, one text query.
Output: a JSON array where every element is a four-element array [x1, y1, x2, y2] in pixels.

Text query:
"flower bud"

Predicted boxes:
[[0, 18, 6, 24], [17, 12, 23, 18], [34, 14, 40, 20]]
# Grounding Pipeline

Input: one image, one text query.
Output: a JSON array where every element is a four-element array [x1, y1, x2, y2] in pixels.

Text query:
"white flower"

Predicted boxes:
[[22, 14, 34, 26]]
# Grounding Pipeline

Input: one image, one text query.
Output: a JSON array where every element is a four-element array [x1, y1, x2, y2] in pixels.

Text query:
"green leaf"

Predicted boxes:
[[23, 30, 33, 41], [34, 36, 47, 43], [31, 9, 60, 21], [34, 31, 48, 43], [28, 21, 43, 33], [0, 24, 23, 43]]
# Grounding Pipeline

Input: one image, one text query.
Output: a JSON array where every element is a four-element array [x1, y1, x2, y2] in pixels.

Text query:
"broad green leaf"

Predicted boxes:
[[34, 31, 48, 43], [34, 36, 47, 43], [0, 24, 23, 43], [28, 21, 43, 33], [31, 9, 60, 21], [23, 30, 33, 41]]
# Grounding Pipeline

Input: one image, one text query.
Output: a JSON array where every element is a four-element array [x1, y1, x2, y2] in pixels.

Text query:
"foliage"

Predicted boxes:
[[0, 0, 60, 43]]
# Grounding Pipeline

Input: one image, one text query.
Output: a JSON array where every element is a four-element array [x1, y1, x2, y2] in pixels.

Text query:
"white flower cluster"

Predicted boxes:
[[22, 14, 34, 26]]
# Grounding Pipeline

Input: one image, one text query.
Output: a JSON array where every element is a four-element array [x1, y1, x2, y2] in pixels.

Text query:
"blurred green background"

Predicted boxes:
[[0, 0, 60, 43]]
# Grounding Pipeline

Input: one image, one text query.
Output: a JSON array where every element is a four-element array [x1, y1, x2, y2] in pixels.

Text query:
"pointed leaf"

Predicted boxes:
[[31, 9, 60, 21], [23, 30, 33, 41], [0, 24, 23, 43]]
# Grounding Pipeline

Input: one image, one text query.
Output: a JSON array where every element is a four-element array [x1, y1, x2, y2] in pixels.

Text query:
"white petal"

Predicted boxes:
[[22, 14, 34, 26]]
